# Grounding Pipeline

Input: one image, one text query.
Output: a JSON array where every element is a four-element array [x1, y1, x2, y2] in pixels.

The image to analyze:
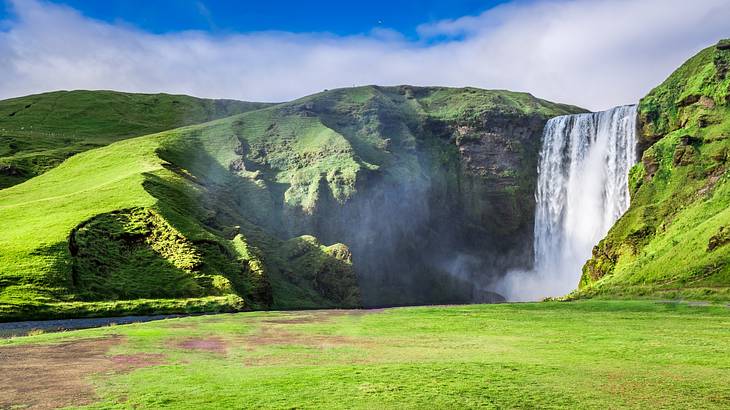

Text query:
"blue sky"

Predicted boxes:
[[0, 0, 728, 109], [1, 0, 509, 37]]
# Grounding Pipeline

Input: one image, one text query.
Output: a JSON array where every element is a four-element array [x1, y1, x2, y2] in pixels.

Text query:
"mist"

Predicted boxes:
[[496, 105, 639, 301]]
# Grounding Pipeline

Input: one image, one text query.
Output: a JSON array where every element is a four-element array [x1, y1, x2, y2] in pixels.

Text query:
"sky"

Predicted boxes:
[[1, 0, 729, 110], [0, 1, 510, 38]]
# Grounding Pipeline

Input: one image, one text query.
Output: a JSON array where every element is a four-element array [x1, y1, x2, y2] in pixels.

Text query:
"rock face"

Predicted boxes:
[[579, 40, 730, 299], [215, 86, 583, 306]]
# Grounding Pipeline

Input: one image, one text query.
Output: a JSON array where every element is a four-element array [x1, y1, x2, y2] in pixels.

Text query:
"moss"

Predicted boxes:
[[71, 208, 210, 300], [277, 236, 361, 307], [579, 40, 730, 300], [0, 295, 245, 322], [628, 163, 646, 196], [231, 234, 273, 307]]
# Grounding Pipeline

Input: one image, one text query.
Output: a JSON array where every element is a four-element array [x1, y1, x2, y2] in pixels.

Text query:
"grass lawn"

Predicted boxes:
[[2, 299, 730, 409]]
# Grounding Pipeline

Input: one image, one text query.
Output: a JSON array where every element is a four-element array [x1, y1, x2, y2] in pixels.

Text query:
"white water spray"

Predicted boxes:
[[497, 105, 638, 301]]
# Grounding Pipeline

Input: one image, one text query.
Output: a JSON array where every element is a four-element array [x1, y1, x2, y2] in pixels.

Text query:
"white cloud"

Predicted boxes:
[[1, 0, 729, 110]]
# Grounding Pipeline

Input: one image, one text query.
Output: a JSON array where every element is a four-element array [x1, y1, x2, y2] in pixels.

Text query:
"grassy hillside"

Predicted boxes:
[[0, 116, 358, 320], [0, 86, 581, 320], [2, 300, 730, 408], [0, 90, 271, 188], [579, 40, 730, 299]]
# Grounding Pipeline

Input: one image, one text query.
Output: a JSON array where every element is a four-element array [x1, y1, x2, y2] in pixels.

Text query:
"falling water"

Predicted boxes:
[[497, 105, 638, 301]]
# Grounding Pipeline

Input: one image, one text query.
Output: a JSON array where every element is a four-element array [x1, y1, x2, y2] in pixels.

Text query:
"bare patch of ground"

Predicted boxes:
[[243, 327, 360, 349], [260, 317, 319, 324], [109, 353, 166, 368], [239, 310, 382, 365], [171, 310, 380, 359], [258, 308, 381, 324], [176, 336, 228, 354], [240, 326, 374, 366], [0, 335, 164, 410], [245, 310, 380, 348]]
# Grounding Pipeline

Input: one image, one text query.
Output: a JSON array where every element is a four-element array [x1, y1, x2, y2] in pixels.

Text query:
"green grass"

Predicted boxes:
[[3, 300, 730, 408], [0, 90, 270, 188]]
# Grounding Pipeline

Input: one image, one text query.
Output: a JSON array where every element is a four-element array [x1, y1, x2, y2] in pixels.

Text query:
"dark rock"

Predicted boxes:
[[678, 94, 701, 107], [229, 158, 246, 173], [0, 163, 23, 176], [472, 288, 506, 304], [679, 134, 700, 145], [642, 151, 659, 179], [673, 144, 695, 166], [708, 226, 729, 252], [698, 96, 716, 109]]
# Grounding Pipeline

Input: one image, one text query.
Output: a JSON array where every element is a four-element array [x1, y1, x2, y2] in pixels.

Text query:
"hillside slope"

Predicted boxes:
[[0, 86, 582, 320], [579, 40, 730, 300], [0, 90, 271, 188]]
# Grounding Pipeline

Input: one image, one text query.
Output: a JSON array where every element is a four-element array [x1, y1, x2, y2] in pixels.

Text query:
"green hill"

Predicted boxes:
[[0, 85, 582, 320], [579, 40, 730, 300], [0, 90, 271, 188]]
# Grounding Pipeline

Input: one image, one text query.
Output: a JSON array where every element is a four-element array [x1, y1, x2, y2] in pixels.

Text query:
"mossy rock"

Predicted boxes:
[[279, 236, 361, 307], [579, 39, 730, 300]]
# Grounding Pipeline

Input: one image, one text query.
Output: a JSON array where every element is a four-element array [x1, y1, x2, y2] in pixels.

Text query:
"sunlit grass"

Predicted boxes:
[[4, 300, 730, 408]]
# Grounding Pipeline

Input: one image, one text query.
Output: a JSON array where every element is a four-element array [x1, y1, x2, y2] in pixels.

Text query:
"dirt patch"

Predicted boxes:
[[164, 322, 199, 329], [246, 309, 384, 348], [170, 310, 383, 357], [349, 308, 387, 315], [0, 335, 164, 410], [243, 327, 358, 349], [109, 353, 166, 369], [260, 317, 319, 324], [258, 308, 381, 324], [240, 326, 377, 367], [176, 336, 228, 354]]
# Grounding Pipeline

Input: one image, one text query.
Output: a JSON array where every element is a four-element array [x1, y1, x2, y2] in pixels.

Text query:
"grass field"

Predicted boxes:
[[2, 300, 730, 409]]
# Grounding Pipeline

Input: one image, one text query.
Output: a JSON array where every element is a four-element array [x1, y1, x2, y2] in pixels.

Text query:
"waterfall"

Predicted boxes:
[[497, 105, 638, 301]]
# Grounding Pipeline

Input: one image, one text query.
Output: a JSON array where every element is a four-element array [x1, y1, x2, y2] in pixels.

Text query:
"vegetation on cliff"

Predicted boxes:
[[0, 86, 581, 320], [579, 40, 730, 300]]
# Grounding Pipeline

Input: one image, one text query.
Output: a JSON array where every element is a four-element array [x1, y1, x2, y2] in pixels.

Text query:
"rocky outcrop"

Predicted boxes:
[[68, 208, 269, 304], [578, 40, 730, 299]]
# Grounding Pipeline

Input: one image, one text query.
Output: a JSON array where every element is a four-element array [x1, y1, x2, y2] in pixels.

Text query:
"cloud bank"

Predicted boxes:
[[1, 0, 729, 110]]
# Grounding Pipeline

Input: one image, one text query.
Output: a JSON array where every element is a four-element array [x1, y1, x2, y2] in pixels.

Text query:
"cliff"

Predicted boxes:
[[579, 40, 730, 300]]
